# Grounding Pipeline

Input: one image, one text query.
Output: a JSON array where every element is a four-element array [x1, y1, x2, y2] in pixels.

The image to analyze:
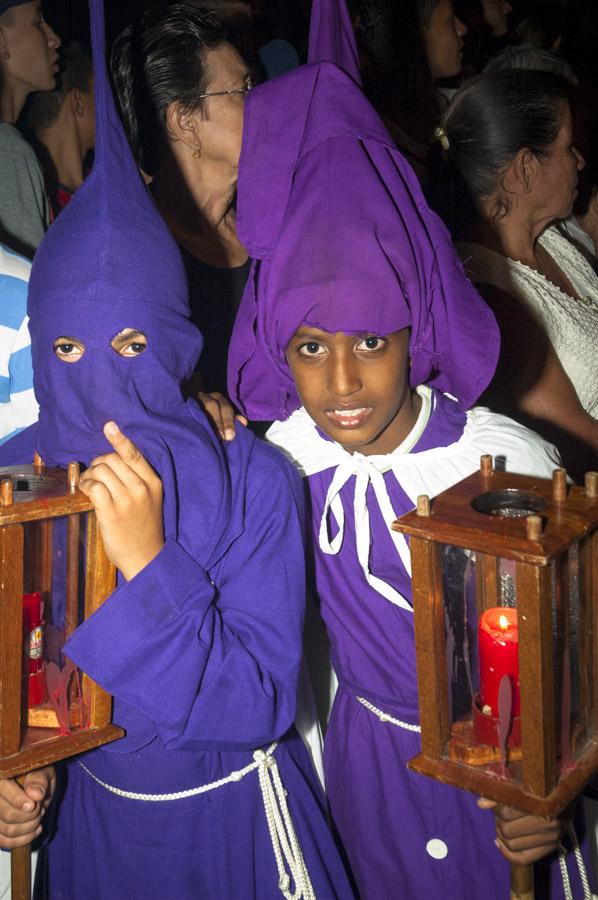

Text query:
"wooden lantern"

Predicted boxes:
[[393, 458, 598, 899], [0, 457, 124, 899]]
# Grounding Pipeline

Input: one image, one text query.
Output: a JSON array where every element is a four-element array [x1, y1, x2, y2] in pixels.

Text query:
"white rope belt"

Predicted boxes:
[[79, 743, 316, 900], [356, 696, 421, 733], [559, 824, 598, 900]]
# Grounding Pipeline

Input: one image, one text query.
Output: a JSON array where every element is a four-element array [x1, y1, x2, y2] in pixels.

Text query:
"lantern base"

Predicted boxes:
[[409, 736, 598, 818], [473, 693, 521, 748], [0, 723, 124, 779], [449, 717, 523, 767], [26, 697, 87, 731]]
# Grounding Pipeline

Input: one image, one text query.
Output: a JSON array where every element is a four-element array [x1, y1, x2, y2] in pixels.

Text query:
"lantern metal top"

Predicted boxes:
[[393, 468, 598, 565]]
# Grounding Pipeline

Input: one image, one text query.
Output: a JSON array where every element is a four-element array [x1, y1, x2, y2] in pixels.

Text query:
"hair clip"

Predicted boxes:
[[433, 126, 450, 151]]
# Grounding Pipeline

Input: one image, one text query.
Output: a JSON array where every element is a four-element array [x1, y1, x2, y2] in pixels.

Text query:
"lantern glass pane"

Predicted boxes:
[[554, 541, 593, 766], [442, 545, 478, 725], [20, 514, 90, 751], [441, 547, 526, 771]]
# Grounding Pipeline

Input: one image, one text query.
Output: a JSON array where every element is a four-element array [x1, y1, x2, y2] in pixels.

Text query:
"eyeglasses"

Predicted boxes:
[[198, 75, 254, 100]]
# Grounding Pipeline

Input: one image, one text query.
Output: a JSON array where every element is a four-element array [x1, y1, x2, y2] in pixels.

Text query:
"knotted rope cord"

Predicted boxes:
[[255, 748, 316, 900], [79, 743, 316, 899], [559, 824, 598, 900], [356, 696, 421, 733], [79, 744, 277, 801]]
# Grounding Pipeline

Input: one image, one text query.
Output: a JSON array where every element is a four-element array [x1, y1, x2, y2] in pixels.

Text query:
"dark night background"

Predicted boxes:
[[41, 0, 598, 91]]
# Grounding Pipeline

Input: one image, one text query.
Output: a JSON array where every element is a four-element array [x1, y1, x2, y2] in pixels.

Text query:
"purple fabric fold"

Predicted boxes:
[[228, 62, 500, 420], [308, 0, 362, 86]]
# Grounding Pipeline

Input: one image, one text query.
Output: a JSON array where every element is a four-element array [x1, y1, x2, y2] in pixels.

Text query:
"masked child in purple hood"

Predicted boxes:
[[0, 2, 355, 897]]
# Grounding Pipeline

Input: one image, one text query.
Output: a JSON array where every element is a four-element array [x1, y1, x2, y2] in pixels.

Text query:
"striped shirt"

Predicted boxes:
[[0, 244, 38, 445]]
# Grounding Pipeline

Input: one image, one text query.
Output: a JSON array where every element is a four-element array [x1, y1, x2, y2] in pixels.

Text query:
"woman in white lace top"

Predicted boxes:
[[429, 69, 598, 478]]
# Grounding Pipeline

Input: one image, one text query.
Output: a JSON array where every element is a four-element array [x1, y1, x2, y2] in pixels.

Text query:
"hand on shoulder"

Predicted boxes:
[[196, 391, 247, 442]]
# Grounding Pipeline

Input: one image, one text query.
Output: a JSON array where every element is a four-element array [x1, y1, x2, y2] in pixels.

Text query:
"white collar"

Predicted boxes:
[[267, 392, 560, 614], [267, 385, 433, 478], [266, 386, 433, 613]]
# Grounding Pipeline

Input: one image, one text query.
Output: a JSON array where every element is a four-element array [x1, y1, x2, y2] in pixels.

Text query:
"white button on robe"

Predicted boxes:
[[426, 839, 448, 860]]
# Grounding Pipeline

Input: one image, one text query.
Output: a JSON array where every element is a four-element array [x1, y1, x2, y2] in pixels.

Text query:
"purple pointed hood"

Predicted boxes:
[[308, 0, 361, 85], [25, 0, 236, 569], [228, 62, 500, 421]]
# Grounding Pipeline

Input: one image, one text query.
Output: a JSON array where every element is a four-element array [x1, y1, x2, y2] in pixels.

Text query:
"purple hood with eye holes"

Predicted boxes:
[[7, 0, 240, 572]]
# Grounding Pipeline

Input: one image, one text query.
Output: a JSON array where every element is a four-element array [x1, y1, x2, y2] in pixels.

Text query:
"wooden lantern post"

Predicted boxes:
[[393, 460, 598, 900], [0, 458, 124, 899]]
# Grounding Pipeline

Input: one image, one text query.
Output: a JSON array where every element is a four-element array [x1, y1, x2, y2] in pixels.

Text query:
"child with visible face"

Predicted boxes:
[[264, 316, 577, 900], [228, 54, 591, 900], [285, 327, 416, 457]]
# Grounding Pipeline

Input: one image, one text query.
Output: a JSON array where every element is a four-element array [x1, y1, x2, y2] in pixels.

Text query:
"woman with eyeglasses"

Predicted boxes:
[[111, 4, 253, 397]]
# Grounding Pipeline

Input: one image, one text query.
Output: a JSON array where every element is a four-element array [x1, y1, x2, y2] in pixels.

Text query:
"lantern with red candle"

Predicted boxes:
[[0, 457, 125, 900], [391, 460, 598, 816], [392, 461, 598, 899]]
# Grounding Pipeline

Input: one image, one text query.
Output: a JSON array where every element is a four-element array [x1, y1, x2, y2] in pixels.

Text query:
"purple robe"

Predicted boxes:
[[4, 425, 352, 899], [268, 390, 590, 899]]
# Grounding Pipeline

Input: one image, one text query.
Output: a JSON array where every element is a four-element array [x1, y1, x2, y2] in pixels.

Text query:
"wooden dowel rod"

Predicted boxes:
[[526, 515, 543, 542], [66, 514, 81, 637], [416, 495, 431, 517], [10, 844, 31, 900], [585, 471, 598, 499], [0, 479, 13, 507], [67, 461, 80, 492], [480, 454, 493, 476], [11, 775, 31, 900], [552, 468, 567, 503], [510, 863, 534, 900]]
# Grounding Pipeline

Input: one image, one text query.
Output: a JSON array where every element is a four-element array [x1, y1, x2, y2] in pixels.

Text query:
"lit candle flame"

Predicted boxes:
[[499, 614, 509, 631]]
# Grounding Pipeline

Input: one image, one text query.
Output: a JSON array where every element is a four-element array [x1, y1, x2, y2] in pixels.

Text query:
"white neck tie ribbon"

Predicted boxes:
[[318, 454, 413, 612]]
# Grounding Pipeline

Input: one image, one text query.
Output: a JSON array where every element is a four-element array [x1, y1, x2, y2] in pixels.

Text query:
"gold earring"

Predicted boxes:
[[192, 147, 201, 159]]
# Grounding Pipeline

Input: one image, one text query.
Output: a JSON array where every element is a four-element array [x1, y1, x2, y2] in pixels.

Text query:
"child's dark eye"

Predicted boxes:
[[111, 329, 148, 357], [53, 338, 85, 362], [298, 342, 325, 357], [356, 336, 386, 351]]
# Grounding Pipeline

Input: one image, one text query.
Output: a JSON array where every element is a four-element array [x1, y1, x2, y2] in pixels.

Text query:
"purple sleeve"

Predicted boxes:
[[64, 462, 306, 750]]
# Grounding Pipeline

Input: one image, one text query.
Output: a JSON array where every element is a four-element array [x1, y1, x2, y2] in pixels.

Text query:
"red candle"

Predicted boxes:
[[23, 592, 46, 706], [479, 607, 520, 718]]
